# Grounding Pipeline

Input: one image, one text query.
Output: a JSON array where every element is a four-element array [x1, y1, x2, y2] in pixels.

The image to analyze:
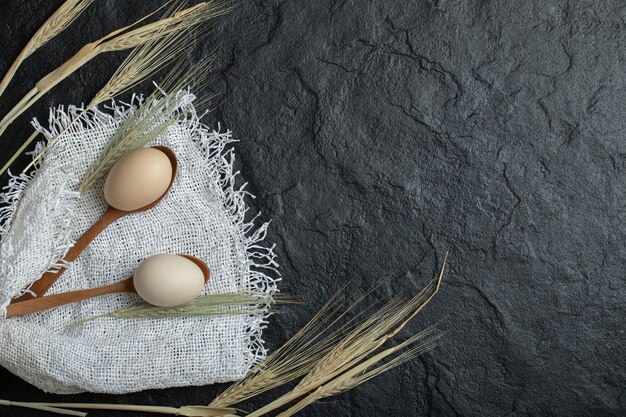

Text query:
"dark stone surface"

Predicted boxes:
[[0, 0, 625, 416]]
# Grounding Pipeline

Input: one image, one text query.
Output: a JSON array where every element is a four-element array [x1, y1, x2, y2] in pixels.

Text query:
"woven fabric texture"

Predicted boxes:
[[0, 93, 278, 394]]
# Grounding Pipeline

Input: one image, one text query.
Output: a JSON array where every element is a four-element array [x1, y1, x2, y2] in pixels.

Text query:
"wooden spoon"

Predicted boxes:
[[11, 146, 178, 303], [6, 255, 209, 318]]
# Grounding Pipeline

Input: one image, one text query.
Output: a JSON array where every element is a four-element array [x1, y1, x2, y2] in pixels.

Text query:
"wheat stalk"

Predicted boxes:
[[209, 284, 354, 407], [77, 54, 215, 192], [17, 38, 217, 177], [69, 291, 278, 329], [1, 400, 235, 417], [0, 0, 94, 99], [245, 253, 447, 417], [0, 2, 187, 177], [1, 3, 223, 177], [0, 399, 86, 417], [211, 254, 446, 414], [276, 325, 442, 417], [0, 1, 229, 139], [209, 276, 397, 409], [244, 300, 413, 417], [14, 8, 216, 175], [90, 14, 210, 107]]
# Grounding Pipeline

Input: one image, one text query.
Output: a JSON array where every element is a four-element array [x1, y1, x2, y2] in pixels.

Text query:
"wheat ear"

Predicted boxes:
[[69, 291, 278, 329], [277, 325, 442, 417], [246, 253, 447, 417], [209, 275, 396, 408], [77, 54, 215, 193], [18, 15, 218, 176], [0, 0, 94, 99], [209, 284, 354, 407], [0, 1, 229, 138], [0, 1, 172, 176]]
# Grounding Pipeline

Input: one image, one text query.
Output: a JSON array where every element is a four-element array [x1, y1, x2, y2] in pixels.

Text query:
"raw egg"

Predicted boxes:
[[133, 254, 206, 307], [104, 147, 173, 211]]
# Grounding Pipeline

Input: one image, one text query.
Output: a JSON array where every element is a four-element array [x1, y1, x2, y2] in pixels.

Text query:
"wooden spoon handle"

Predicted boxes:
[[12, 206, 127, 303], [6, 277, 135, 318]]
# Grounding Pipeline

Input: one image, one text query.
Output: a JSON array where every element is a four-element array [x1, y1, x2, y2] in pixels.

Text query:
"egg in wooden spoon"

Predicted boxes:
[[6, 254, 210, 317], [104, 147, 173, 211], [134, 254, 207, 307]]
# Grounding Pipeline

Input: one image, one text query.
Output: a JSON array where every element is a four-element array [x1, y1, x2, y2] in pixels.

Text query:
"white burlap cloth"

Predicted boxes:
[[0, 93, 278, 394]]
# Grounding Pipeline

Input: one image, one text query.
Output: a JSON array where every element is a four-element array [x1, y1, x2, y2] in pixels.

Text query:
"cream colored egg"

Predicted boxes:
[[104, 147, 172, 211], [133, 254, 205, 307]]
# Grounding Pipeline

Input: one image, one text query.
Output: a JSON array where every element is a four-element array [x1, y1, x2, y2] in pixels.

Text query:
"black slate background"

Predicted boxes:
[[0, 1, 625, 416]]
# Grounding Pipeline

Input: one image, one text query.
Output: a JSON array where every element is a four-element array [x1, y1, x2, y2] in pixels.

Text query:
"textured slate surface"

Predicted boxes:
[[0, 1, 625, 416]]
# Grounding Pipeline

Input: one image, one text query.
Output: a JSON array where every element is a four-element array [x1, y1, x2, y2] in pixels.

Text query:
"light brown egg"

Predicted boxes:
[[133, 254, 206, 307], [104, 147, 173, 211]]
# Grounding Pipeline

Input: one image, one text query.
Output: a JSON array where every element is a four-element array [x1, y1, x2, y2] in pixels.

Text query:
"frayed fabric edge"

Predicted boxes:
[[0, 151, 80, 315], [0, 100, 130, 315], [189, 116, 280, 374]]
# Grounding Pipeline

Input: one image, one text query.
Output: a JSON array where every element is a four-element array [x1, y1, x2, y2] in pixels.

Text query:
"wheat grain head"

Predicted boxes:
[[28, 0, 95, 54], [275, 325, 443, 417]]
